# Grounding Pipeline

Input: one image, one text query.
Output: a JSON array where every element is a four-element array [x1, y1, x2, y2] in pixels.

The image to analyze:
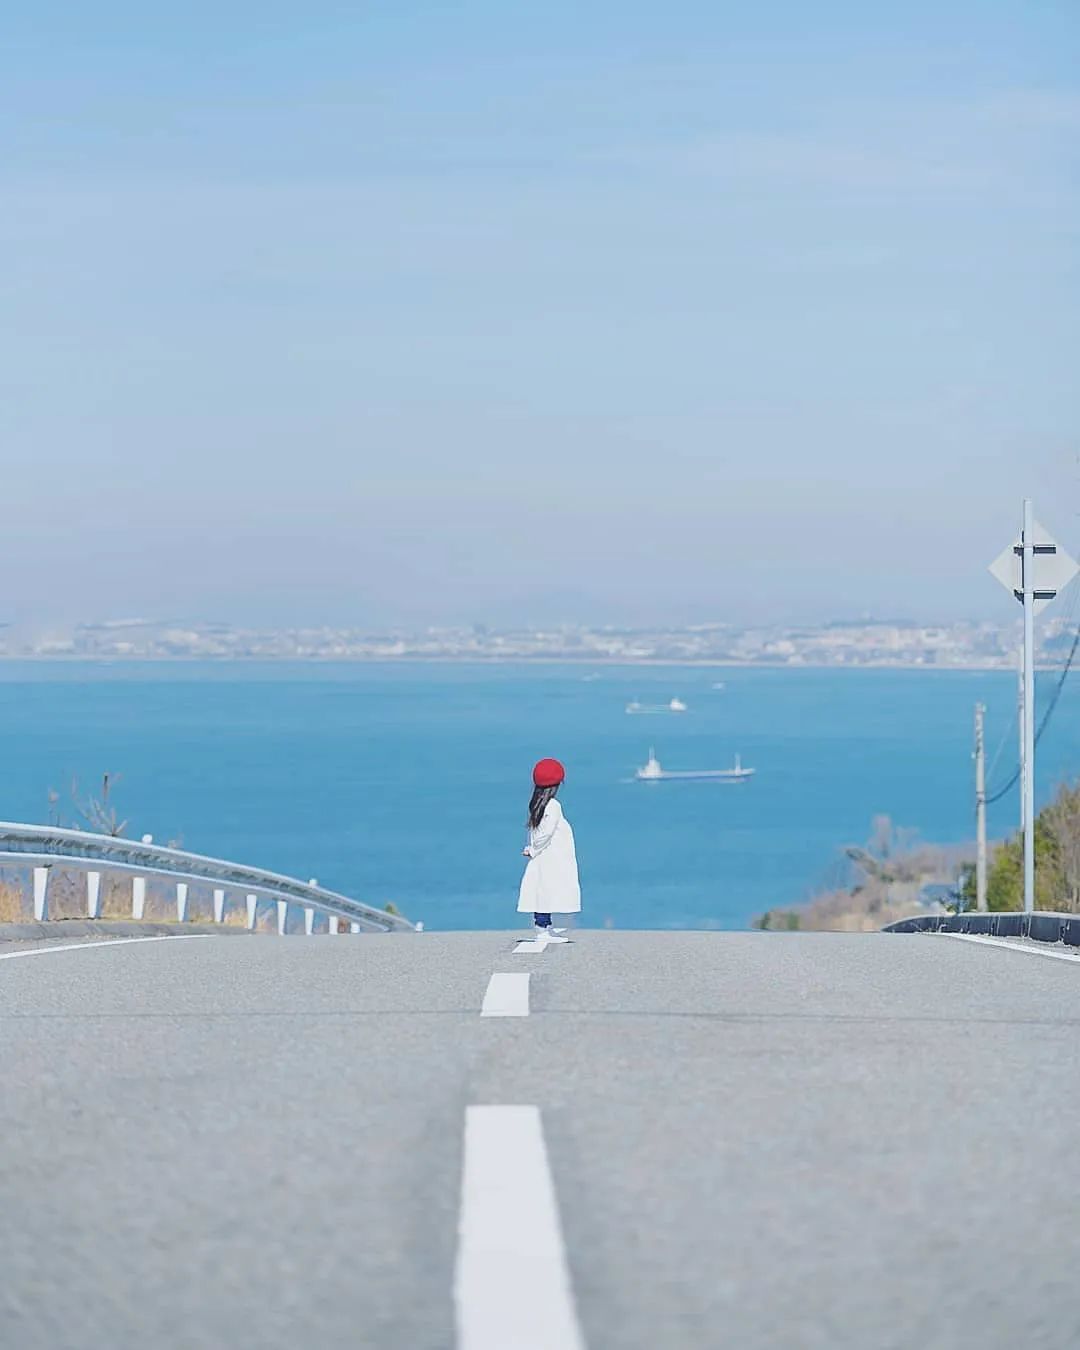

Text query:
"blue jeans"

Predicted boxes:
[[533, 912, 551, 927]]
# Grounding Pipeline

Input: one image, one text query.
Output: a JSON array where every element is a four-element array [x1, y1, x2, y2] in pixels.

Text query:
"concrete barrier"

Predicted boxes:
[[884, 911, 1079, 947]]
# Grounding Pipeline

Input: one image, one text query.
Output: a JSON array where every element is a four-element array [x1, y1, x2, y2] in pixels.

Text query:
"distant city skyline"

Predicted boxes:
[[3, 3, 1077, 628], [2, 612, 1072, 670]]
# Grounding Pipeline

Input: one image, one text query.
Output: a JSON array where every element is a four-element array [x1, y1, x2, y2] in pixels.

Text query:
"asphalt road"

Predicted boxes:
[[1, 930, 1078, 1349]]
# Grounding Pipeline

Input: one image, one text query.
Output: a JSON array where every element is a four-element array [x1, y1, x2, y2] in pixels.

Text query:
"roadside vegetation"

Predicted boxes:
[[757, 782, 1080, 931], [963, 780, 1080, 912], [755, 815, 970, 932]]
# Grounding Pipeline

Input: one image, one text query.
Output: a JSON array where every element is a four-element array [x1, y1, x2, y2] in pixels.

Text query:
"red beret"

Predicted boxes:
[[532, 758, 565, 787]]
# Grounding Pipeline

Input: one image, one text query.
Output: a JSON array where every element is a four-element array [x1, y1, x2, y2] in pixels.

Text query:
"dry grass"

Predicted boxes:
[[222, 900, 276, 932], [42, 868, 92, 920], [761, 888, 928, 932], [100, 875, 135, 919], [0, 868, 237, 926], [0, 880, 26, 922], [0, 865, 297, 935]]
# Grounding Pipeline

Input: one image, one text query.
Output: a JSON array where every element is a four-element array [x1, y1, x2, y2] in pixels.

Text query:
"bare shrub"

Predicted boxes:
[[72, 773, 128, 837], [756, 817, 969, 932]]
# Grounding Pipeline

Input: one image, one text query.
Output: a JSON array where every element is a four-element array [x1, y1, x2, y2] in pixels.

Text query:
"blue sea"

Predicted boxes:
[[1, 661, 1077, 930]]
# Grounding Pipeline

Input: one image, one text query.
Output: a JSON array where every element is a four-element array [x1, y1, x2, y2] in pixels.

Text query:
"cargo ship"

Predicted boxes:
[[634, 749, 754, 782]]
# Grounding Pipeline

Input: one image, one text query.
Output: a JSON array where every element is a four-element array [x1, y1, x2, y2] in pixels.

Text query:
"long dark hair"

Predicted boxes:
[[528, 783, 560, 830]]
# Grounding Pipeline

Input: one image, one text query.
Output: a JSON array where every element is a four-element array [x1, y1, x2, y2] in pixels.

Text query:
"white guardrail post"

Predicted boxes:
[[246, 894, 258, 930], [33, 866, 49, 921], [213, 888, 225, 923], [328, 915, 339, 934], [132, 876, 146, 920], [276, 900, 288, 935], [176, 882, 188, 923], [86, 871, 101, 919]]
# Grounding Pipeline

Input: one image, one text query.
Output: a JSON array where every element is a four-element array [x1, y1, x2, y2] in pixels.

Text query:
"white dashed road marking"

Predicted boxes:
[[513, 935, 550, 954], [454, 1105, 586, 1350], [480, 972, 531, 1017]]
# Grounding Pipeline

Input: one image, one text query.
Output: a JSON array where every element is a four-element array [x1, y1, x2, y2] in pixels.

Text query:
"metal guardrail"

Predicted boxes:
[[884, 909, 1080, 946], [0, 821, 416, 935]]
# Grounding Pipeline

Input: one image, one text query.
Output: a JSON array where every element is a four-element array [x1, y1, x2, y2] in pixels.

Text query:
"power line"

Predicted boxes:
[[985, 623, 1080, 805], [984, 697, 1015, 787]]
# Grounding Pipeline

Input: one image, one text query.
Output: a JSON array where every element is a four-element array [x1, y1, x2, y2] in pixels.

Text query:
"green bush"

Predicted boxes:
[[982, 783, 1080, 912]]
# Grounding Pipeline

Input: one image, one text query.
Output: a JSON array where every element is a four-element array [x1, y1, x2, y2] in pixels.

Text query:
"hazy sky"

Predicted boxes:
[[3, 2, 1078, 628]]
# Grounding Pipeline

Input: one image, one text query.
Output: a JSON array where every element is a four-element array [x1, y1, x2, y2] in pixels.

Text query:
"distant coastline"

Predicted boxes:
[[0, 654, 1039, 672], [0, 615, 1056, 671]]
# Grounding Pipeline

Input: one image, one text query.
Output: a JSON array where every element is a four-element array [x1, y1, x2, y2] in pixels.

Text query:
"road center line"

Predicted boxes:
[[0, 935, 212, 962], [455, 1105, 586, 1350], [480, 972, 530, 1017], [938, 932, 1080, 963]]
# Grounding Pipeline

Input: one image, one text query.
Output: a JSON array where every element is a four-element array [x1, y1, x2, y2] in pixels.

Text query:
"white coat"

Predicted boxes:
[[517, 797, 582, 914]]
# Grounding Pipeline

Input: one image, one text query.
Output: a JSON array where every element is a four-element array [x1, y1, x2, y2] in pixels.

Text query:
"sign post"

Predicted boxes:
[[989, 501, 1079, 913], [974, 703, 987, 912], [1021, 499, 1036, 916]]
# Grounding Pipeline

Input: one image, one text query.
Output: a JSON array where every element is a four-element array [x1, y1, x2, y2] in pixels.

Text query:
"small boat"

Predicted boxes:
[[625, 697, 689, 714], [711, 681, 726, 691], [635, 748, 754, 782]]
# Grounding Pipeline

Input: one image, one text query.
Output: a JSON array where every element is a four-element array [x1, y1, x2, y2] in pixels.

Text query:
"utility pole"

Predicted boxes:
[[1021, 498, 1036, 915], [975, 702, 987, 912], [989, 500, 1078, 917]]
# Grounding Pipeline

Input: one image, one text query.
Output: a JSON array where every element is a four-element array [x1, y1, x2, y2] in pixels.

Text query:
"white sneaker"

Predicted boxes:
[[550, 927, 567, 935], [541, 929, 569, 944]]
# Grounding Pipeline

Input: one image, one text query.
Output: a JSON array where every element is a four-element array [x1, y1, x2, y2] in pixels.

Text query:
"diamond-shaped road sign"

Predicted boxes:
[[989, 519, 1080, 614]]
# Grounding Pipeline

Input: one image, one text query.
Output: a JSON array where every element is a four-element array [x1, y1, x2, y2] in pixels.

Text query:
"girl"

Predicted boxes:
[[517, 758, 581, 941]]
